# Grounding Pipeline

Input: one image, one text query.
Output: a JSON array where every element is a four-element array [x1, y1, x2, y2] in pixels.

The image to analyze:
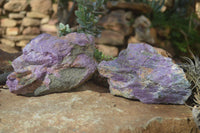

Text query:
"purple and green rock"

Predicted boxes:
[[6, 34, 191, 104], [98, 43, 191, 104], [6, 33, 97, 96]]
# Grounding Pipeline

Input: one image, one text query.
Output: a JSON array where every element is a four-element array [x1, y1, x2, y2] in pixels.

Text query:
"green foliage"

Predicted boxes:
[[182, 55, 200, 90], [58, 23, 71, 37], [58, 0, 115, 62], [181, 54, 200, 104], [94, 48, 115, 62], [75, 0, 105, 37], [167, 0, 195, 17], [150, 0, 200, 53], [58, 0, 105, 37], [75, 0, 116, 61]]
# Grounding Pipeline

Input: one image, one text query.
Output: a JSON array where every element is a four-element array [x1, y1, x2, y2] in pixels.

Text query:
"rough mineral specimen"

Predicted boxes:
[[7, 33, 97, 96], [98, 43, 191, 104]]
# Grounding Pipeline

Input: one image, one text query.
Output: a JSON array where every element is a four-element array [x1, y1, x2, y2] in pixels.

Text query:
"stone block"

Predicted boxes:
[[1, 18, 17, 27], [95, 30, 124, 46], [1, 38, 15, 47], [6, 27, 19, 35], [133, 15, 155, 44], [22, 27, 40, 35], [22, 17, 41, 27], [128, 36, 139, 44], [41, 17, 50, 24], [0, 82, 199, 132], [8, 13, 24, 19], [0, 43, 19, 53], [99, 10, 131, 35], [106, 1, 152, 14], [30, 0, 52, 15], [19, 11, 26, 15], [26, 12, 48, 19], [16, 40, 29, 48], [96, 44, 119, 57], [3, 35, 37, 41], [4, 0, 28, 12], [40, 24, 57, 33]]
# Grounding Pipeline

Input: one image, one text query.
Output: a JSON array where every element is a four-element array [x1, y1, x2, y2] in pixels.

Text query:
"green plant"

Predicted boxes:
[[94, 49, 115, 62], [58, 0, 105, 37], [75, 0, 116, 61], [57, 0, 115, 62], [166, 0, 195, 17], [169, 14, 200, 53], [181, 54, 200, 104], [150, 0, 200, 53], [58, 23, 71, 37], [75, 0, 105, 37], [182, 55, 200, 90]]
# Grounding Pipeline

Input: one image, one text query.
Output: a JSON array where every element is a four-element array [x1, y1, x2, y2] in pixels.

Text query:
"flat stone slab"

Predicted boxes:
[[0, 82, 199, 133]]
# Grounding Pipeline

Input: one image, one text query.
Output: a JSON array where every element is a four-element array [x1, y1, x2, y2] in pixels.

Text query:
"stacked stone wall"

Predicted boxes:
[[0, 0, 57, 49], [1, 0, 200, 57]]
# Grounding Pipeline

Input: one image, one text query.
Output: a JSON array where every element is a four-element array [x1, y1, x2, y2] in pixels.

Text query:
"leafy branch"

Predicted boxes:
[[58, 0, 115, 62], [58, 0, 105, 37], [75, 0, 105, 37]]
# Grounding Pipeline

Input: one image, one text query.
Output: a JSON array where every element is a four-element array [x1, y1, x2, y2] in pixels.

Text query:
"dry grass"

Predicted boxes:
[[181, 53, 200, 105]]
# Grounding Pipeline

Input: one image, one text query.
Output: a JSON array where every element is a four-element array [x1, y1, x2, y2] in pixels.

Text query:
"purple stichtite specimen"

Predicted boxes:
[[7, 33, 97, 96], [98, 43, 191, 104]]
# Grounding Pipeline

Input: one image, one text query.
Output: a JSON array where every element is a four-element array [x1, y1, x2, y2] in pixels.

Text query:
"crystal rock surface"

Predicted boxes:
[[7, 33, 97, 96], [98, 43, 191, 104]]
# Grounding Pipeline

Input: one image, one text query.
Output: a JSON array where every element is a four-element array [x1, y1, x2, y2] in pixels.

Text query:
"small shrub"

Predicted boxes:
[[58, 0, 115, 62], [58, 23, 71, 37], [181, 54, 200, 104], [152, 12, 200, 53], [75, 0, 105, 37]]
